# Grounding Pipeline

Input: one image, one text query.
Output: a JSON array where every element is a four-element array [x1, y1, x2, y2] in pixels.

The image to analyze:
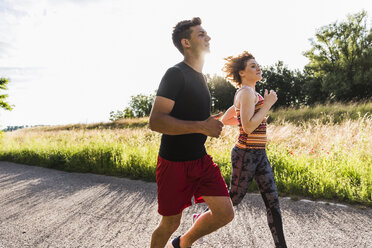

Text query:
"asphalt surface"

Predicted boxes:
[[0, 161, 371, 248]]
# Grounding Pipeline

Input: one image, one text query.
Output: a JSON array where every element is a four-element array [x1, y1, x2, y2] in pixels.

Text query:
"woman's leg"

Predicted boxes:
[[254, 150, 287, 248], [229, 147, 257, 206]]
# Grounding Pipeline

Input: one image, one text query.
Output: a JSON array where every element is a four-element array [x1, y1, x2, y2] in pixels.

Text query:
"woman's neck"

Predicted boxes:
[[241, 82, 256, 90]]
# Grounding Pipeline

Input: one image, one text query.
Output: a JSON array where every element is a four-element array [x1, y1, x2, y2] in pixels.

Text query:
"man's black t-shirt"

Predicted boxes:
[[156, 62, 211, 161]]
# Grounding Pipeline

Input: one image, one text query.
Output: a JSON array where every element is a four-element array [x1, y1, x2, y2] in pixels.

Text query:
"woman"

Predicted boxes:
[[221, 51, 287, 248]]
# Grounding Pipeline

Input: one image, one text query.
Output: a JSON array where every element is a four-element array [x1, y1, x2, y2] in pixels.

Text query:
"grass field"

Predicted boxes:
[[268, 101, 372, 124], [0, 103, 371, 206]]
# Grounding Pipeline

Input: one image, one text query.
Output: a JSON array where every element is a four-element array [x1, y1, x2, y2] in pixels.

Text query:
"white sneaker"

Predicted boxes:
[[192, 213, 201, 223]]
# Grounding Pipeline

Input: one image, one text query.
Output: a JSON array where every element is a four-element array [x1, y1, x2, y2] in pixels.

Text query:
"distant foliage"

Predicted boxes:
[[109, 107, 134, 121], [303, 11, 372, 103], [129, 93, 155, 117], [2, 125, 31, 132], [257, 61, 308, 109], [207, 63, 310, 111], [0, 77, 13, 111], [206, 74, 236, 112], [110, 93, 155, 121], [108, 12, 371, 119], [210, 11, 372, 109]]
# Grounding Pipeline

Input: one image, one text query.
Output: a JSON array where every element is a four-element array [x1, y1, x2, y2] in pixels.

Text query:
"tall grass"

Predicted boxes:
[[268, 101, 372, 124], [0, 106, 371, 206], [205, 117, 371, 205], [0, 128, 160, 181]]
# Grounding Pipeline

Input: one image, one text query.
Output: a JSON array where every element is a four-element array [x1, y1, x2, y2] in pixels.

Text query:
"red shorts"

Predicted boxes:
[[156, 154, 229, 216]]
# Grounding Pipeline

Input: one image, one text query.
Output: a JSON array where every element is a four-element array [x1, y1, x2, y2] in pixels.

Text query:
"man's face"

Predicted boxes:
[[187, 25, 211, 54]]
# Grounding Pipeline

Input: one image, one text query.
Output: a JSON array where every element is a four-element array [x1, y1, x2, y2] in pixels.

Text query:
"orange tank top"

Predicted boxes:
[[234, 87, 267, 149]]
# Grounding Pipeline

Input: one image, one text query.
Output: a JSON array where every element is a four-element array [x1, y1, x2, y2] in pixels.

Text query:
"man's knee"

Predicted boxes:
[[223, 205, 235, 224], [204, 196, 235, 225], [168, 220, 181, 233], [214, 204, 234, 226], [160, 215, 181, 233]]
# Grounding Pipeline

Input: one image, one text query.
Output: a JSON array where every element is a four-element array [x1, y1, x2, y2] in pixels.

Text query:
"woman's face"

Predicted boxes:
[[240, 59, 262, 82]]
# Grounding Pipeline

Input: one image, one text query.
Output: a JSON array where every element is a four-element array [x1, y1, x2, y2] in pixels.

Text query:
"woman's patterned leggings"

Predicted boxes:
[[230, 146, 287, 248]]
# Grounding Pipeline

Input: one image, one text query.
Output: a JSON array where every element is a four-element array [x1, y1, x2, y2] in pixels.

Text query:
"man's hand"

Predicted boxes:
[[201, 113, 224, 138], [212, 112, 224, 120]]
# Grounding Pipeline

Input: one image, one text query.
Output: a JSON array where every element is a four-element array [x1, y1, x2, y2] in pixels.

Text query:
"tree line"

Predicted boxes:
[[1, 12, 369, 121], [109, 11, 371, 120], [2, 125, 39, 132]]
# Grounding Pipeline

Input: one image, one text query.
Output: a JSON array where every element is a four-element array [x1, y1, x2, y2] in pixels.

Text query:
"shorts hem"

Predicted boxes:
[[197, 192, 230, 199], [158, 203, 192, 216]]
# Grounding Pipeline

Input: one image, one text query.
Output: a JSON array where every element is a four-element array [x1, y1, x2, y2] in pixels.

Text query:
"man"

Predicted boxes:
[[149, 17, 234, 248]]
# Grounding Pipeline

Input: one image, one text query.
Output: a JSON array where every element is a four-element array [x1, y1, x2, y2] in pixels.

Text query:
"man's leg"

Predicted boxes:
[[179, 196, 234, 248], [151, 213, 182, 248]]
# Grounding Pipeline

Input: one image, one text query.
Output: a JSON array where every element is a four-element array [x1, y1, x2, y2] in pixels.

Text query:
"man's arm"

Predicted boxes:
[[149, 96, 223, 137]]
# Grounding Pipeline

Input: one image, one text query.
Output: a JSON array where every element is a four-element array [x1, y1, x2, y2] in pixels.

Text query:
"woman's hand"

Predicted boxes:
[[263, 89, 278, 108]]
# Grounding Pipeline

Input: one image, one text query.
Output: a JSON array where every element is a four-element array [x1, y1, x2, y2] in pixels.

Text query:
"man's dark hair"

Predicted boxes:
[[172, 17, 202, 54]]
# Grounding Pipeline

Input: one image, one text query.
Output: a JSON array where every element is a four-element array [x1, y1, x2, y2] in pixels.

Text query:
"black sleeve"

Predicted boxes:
[[156, 67, 185, 101]]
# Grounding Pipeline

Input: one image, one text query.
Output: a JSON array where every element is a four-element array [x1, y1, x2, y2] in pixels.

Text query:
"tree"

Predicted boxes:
[[206, 74, 236, 112], [109, 107, 134, 121], [303, 11, 372, 102], [0, 77, 13, 111], [128, 93, 155, 117], [257, 61, 308, 108], [109, 93, 155, 121], [206, 66, 309, 111]]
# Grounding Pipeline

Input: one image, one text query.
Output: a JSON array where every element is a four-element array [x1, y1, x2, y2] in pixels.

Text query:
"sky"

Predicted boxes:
[[0, 0, 371, 128]]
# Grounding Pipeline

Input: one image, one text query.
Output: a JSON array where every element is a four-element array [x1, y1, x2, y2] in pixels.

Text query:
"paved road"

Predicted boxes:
[[0, 161, 371, 248]]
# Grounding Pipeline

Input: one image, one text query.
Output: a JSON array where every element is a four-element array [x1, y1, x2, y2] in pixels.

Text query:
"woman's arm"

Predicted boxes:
[[239, 89, 277, 134], [221, 105, 239, 125]]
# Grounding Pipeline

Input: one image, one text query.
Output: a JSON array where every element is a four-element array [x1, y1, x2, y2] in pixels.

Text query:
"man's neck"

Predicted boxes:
[[183, 54, 204, 73]]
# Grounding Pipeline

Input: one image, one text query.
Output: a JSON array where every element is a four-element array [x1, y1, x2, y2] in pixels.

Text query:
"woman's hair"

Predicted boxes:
[[172, 17, 202, 54], [222, 51, 255, 88]]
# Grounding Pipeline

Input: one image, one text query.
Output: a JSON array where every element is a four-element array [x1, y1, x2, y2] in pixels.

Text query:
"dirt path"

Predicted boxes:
[[0, 161, 371, 248]]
